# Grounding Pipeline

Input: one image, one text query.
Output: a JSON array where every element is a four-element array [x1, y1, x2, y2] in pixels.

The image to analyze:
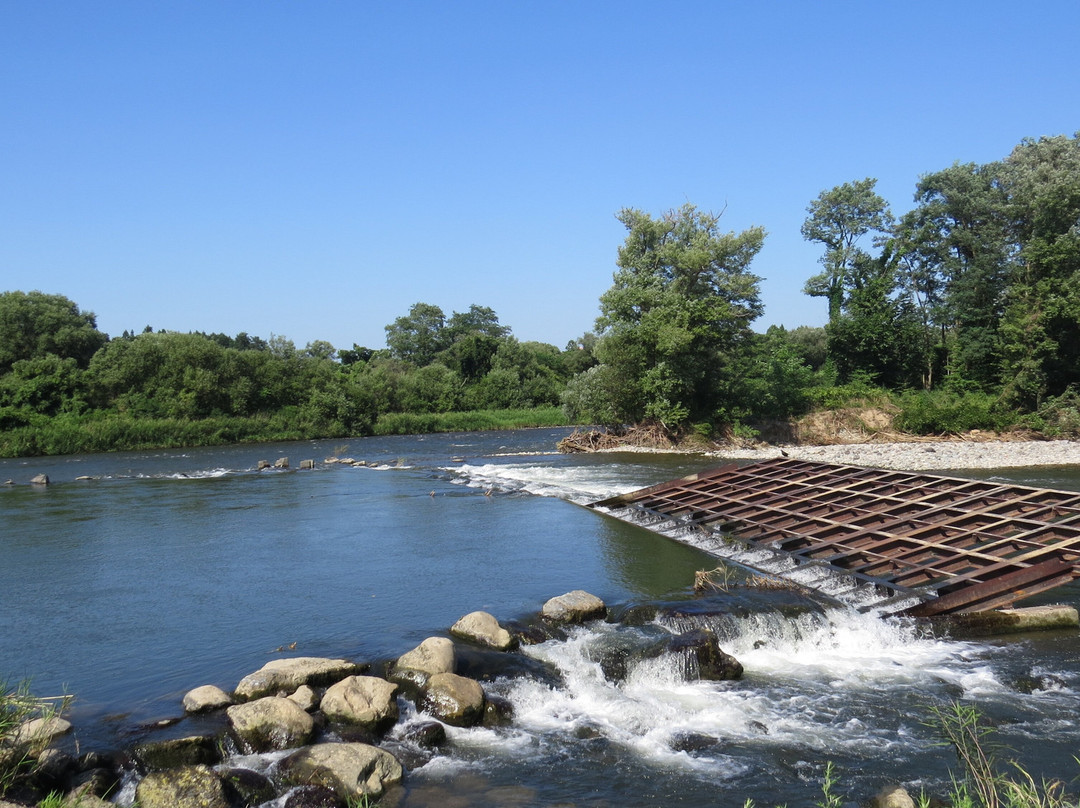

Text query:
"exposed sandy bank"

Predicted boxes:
[[708, 439, 1080, 471]]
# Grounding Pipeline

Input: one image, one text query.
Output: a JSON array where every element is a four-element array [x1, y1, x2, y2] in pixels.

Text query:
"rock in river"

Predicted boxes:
[[226, 696, 315, 752], [279, 742, 403, 801], [541, 590, 607, 624], [234, 656, 365, 701], [451, 610, 516, 651], [320, 676, 399, 731]]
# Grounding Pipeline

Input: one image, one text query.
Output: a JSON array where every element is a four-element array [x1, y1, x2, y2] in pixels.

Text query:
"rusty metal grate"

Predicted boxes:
[[589, 458, 1080, 616]]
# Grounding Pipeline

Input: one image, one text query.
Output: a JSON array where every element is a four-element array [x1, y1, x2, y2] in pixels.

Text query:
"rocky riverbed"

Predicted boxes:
[[0, 591, 744, 808]]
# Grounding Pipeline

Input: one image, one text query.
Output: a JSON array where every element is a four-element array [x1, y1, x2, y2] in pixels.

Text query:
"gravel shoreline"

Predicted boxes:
[[707, 439, 1080, 471]]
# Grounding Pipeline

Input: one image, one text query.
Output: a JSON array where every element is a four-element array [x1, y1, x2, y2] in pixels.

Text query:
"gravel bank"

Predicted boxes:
[[710, 440, 1080, 471]]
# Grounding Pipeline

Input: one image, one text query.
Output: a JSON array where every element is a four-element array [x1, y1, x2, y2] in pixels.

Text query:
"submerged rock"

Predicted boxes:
[[183, 684, 233, 713], [135, 765, 228, 808], [226, 696, 315, 752], [234, 656, 365, 701], [279, 742, 403, 800], [668, 629, 743, 681], [450, 610, 515, 651], [133, 735, 219, 770], [542, 590, 606, 624], [219, 767, 276, 807], [401, 720, 446, 749]]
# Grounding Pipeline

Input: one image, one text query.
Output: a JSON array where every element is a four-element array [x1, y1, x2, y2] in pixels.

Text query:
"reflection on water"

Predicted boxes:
[[2, 430, 1080, 806]]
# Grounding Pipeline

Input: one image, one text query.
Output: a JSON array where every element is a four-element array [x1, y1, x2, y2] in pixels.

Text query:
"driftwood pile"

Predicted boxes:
[[558, 423, 676, 453]]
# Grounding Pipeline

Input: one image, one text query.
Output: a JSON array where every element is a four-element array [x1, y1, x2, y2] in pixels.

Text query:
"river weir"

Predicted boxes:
[[2, 429, 1080, 806]]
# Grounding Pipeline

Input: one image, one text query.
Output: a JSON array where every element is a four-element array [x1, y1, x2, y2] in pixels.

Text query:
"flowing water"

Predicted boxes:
[[2, 429, 1080, 806]]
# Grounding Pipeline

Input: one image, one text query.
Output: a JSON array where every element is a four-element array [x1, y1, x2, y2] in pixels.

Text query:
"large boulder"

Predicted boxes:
[[135, 765, 228, 808], [320, 676, 399, 731], [451, 611, 515, 651], [418, 672, 486, 727], [279, 742, 403, 801], [226, 696, 315, 752], [542, 590, 606, 624], [234, 657, 365, 701], [183, 684, 233, 713], [388, 637, 455, 690]]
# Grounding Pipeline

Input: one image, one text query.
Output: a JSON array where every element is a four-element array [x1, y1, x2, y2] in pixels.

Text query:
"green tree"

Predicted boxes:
[[384, 303, 449, 367], [0, 291, 107, 373], [802, 179, 894, 324], [739, 328, 815, 419], [568, 203, 765, 428], [894, 162, 1011, 390], [826, 251, 926, 389], [997, 133, 1080, 406], [445, 304, 510, 342]]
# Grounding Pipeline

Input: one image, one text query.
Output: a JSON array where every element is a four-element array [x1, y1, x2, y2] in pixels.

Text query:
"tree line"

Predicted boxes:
[[2, 132, 1078, 456], [564, 132, 1080, 438], [0, 292, 590, 455]]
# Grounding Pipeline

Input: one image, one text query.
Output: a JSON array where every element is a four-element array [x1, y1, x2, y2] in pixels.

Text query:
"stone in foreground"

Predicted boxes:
[[320, 675, 399, 731], [280, 742, 403, 800], [135, 765, 228, 808], [226, 696, 315, 752], [419, 672, 486, 727], [542, 590, 606, 624]]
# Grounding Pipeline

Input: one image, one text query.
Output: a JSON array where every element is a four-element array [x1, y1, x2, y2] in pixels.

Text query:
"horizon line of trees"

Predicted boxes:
[[0, 290, 596, 443], [2, 131, 1078, 454]]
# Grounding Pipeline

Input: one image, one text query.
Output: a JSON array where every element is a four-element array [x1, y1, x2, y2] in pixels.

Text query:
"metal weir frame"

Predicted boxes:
[[589, 458, 1080, 617]]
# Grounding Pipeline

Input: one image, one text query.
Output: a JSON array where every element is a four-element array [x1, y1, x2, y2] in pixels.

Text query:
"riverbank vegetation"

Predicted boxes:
[[1, 133, 1078, 457], [564, 132, 1080, 446]]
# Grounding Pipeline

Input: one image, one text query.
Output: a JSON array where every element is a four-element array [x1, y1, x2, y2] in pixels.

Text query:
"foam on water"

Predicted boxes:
[[479, 607, 1003, 768], [448, 461, 634, 503]]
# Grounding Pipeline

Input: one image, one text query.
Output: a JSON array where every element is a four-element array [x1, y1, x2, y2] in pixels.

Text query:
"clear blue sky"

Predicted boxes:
[[3, 2, 1077, 352]]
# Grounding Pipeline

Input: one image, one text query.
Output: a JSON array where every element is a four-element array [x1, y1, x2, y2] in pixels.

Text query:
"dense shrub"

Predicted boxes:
[[894, 391, 1016, 435]]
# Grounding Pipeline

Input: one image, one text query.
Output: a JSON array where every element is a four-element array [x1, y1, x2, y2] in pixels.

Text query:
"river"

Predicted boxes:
[[2, 428, 1079, 806]]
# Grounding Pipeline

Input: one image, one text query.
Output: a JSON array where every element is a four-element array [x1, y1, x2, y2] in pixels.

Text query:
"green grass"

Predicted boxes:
[[0, 407, 571, 458], [0, 678, 70, 796]]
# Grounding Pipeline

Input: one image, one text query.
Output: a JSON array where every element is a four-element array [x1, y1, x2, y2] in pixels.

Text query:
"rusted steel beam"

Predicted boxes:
[[899, 559, 1079, 616]]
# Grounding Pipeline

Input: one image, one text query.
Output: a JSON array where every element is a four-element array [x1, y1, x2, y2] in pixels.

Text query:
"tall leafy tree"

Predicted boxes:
[[997, 133, 1080, 406], [384, 302, 448, 367], [826, 251, 926, 389], [566, 203, 765, 428], [894, 162, 1012, 389], [801, 178, 894, 324], [0, 291, 107, 373]]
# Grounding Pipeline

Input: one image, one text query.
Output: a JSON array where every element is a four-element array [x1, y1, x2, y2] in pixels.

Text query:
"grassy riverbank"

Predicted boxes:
[[0, 406, 570, 458]]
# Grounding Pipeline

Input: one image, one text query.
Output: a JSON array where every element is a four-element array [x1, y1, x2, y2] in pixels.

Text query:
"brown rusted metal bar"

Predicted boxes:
[[589, 458, 1080, 616]]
